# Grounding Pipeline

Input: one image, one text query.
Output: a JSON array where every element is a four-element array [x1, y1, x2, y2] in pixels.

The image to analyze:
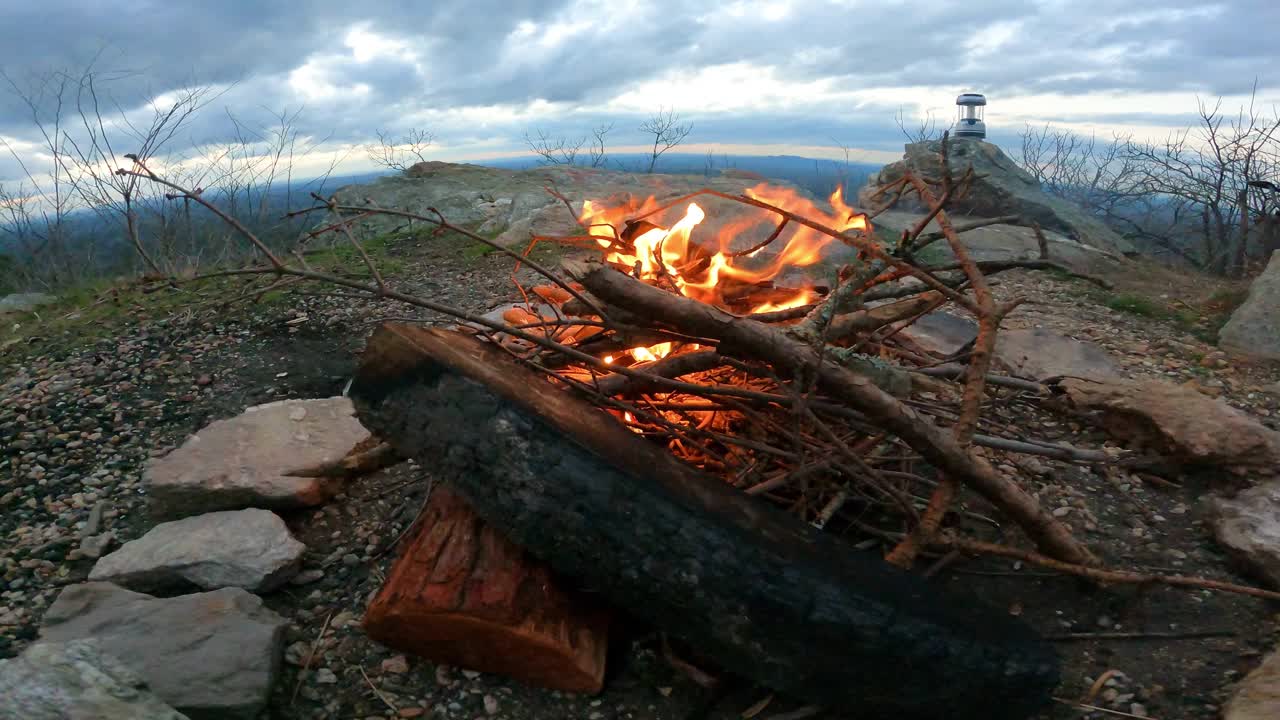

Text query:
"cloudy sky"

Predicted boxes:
[[1, 0, 1277, 183]]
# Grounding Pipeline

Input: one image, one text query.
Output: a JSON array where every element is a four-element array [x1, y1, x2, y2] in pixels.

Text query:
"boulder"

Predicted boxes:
[[1209, 482, 1280, 589], [0, 639, 189, 720], [0, 292, 55, 315], [1053, 377, 1280, 473], [146, 396, 371, 519], [860, 140, 1133, 254], [89, 508, 305, 593], [1223, 645, 1280, 719], [40, 583, 286, 720], [1220, 250, 1280, 361]]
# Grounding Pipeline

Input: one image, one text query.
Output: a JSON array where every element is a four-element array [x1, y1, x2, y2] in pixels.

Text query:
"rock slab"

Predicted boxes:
[[90, 508, 305, 593], [146, 396, 371, 519], [1224, 646, 1280, 719], [1220, 250, 1280, 361], [995, 328, 1119, 381], [40, 582, 287, 720], [1055, 377, 1280, 473], [0, 639, 189, 720], [1210, 481, 1280, 589]]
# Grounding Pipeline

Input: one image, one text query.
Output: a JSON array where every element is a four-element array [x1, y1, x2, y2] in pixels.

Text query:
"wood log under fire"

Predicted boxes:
[[351, 323, 1060, 720]]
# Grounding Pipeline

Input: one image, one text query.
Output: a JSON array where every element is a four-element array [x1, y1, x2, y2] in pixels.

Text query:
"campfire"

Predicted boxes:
[[116, 137, 1280, 719]]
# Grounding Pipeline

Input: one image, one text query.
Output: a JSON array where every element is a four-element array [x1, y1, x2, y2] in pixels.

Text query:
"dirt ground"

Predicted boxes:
[[3, 231, 1280, 720]]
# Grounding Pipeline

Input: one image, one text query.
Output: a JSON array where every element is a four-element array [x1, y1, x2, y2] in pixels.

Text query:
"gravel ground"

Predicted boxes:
[[3, 238, 1280, 720]]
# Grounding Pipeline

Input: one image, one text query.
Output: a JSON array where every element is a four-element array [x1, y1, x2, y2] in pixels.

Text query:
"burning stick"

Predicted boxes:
[[565, 259, 1093, 565]]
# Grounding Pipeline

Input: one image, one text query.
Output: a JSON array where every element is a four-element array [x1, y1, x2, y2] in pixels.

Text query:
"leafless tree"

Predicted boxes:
[[1121, 89, 1280, 276], [367, 127, 434, 172], [587, 122, 612, 168], [896, 107, 942, 144], [524, 128, 584, 166], [524, 123, 612, 168], [639, 108, 692, 173]]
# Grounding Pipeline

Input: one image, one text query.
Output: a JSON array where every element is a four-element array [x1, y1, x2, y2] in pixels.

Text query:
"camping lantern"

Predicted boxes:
[[954, 93, 987, 140]]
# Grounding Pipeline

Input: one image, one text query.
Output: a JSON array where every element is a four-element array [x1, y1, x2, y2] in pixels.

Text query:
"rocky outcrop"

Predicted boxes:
[[871, 209, 1122, 275], [1210, 482, 1280, 589], [0, 639, 189, 720], [40, 583, 287, 720], [89, 509, 305, 593], [333, 161, 812, 249], [860, 140, 1133, 255], [1053, 377, 1280, 473], [146, 397, 371, 519], [1220, 251, 1280, 361], [1223, 645, 1280, 719]]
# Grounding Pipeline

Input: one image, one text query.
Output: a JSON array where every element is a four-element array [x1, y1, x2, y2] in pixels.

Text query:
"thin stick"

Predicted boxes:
[[1054, 698, 1160, 720], [357, 664, 399, 713], [1046, 630, 1235, 641], [946, 535, 1280, 601], [290, 611, 333, 705]]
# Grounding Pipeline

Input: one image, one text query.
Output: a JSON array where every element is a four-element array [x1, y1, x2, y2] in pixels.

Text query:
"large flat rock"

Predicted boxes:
[[1220, 250, 1280, 361], [146, 397, 371, 519], [996, 328, 1120, 381], [899, 313, 1118, 381], [40, 583, 287, 720], [90, 508, 305, 593], [0, 639, 189, 720], [1210, 481, 1280, 589], [1224, 645, 1280, 719]]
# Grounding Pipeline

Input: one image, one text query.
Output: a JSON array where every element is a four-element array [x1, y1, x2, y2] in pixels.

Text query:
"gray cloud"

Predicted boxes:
[[1, 0, 1276, 181]]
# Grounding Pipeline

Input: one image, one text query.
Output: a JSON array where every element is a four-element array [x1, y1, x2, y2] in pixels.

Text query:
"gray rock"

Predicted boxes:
[[146, 396, 371, 520], [995, 328, 1120, 381], [1224, 645, 1280, 719], [900, 313, 1119, 381], [1220, 251, 1280, 361], [90, 509, 305, 593], [40, 582, 287, 720], [1210, 482, 1280, 589], [900, 310, 978, 357], [860, 140, 1133, 254], [0, 639, 189, 720], [79, 531, 116, 560], [0, 292, 55, 315]]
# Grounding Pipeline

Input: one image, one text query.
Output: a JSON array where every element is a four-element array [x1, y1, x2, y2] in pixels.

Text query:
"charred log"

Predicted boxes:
[[351, 323, 1060, 720]]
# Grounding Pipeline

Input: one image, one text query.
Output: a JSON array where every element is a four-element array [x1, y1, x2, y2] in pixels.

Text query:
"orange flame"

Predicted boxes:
[[580, 185, 868, 316]]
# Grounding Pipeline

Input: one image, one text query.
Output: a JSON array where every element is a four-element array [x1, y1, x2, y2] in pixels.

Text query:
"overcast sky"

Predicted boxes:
[[1, 0, 1278, 183]]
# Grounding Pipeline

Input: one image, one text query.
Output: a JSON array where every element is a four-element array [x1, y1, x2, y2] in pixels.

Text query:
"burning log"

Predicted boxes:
[[566, 259, 1093, 566], [363, 484, 609, 693], [351, 323, 1061, 720]]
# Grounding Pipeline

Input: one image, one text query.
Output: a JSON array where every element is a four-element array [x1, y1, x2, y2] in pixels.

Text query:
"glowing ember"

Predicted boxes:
[[580, 184, 868, 316]]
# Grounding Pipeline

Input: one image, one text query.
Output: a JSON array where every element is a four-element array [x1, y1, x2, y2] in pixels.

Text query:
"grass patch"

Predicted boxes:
[[1105, 293, 1166, 317]]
